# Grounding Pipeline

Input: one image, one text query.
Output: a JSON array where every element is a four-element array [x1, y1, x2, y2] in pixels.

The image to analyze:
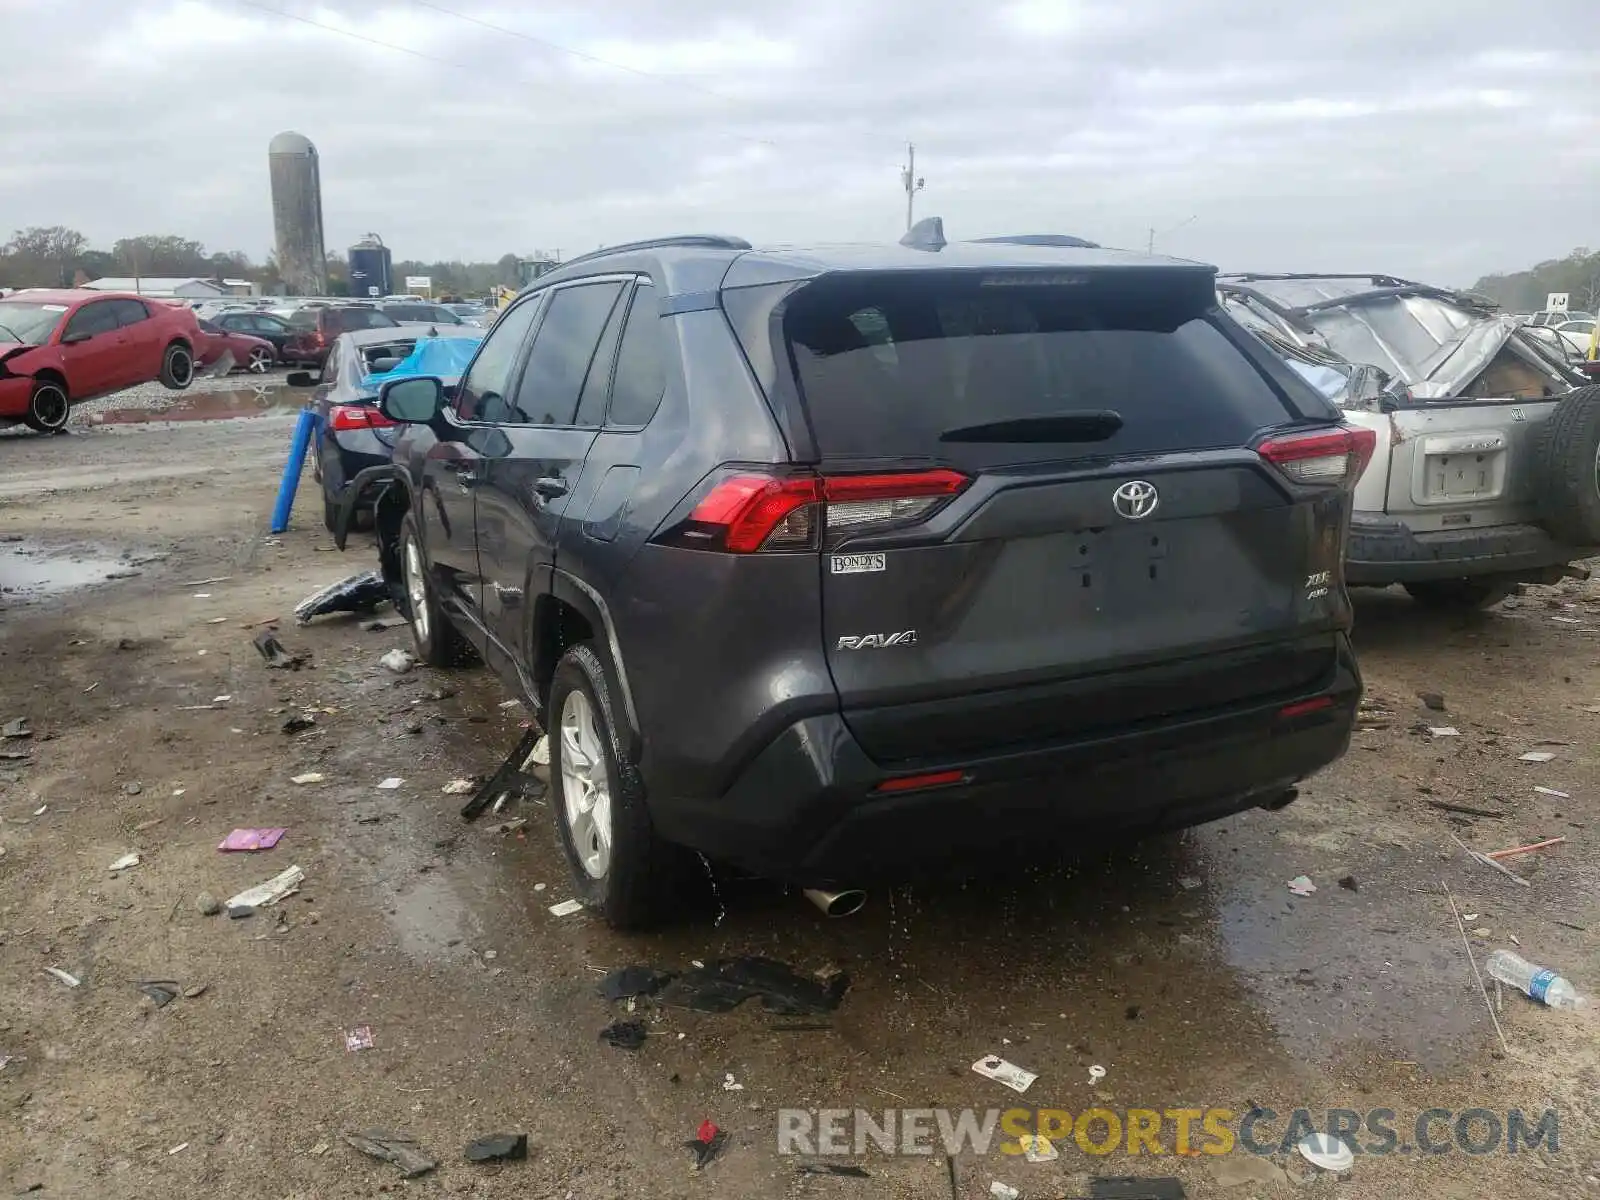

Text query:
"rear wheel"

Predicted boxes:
[[158, 341, 194, 390], [549, 642, 680, 929], [1404, 579, 1514, 610], [23, 379, 69, 433], [398, 514, 475, 667], [246, 346, 273, 374]]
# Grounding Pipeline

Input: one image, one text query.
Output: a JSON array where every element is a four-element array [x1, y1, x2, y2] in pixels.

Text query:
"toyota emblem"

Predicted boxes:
[[1112, 480, 1159, 520]]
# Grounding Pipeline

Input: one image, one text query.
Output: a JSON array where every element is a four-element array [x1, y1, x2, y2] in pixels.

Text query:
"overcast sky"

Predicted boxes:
[[1, 0, 1594, 283]]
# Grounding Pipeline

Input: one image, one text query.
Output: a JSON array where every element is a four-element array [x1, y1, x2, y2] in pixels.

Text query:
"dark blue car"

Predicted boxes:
[[294, 324, 482, 531]]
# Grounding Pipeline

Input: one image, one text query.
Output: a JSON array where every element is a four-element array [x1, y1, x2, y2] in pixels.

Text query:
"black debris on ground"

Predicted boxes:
[[252, 630, 307, 671], [1418, 692, 1446, 711], [598, 1020, 648, 1050], [1090, 1178, 1187, 1199], [137, 981, 178, 1008], [684, 1122, 728, 1171], [597, 965, 675, 1002], [459, 728, 542, 822], [655, 957, 850, 1016], [464, 1132, 528, 1163], [294, 571, 389, 625], [281, 714, 315, 735], [1338, 874, 1359, 892], [797, 1162, 870, 1177]]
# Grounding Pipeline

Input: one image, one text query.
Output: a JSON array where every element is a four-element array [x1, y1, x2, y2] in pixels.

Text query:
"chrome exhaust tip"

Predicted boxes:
[[803, 887, 868, 918]]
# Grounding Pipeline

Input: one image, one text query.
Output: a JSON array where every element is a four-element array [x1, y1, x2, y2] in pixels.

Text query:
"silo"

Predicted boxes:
[[268, 131, 328, 296], [348, 233, 393, 300]]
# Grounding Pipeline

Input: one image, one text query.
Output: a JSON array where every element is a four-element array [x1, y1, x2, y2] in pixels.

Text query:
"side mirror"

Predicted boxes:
[[380, 376, 445, 423], [285, 371, 317, 388], [61, 330, 91, 345]]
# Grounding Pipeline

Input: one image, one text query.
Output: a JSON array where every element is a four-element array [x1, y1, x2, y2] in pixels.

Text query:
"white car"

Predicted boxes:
[[1221, 274, 1600, 608], [1556, 319, 1597, 359]]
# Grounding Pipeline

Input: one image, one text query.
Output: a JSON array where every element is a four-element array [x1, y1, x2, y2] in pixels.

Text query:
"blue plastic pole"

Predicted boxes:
[[270, 407, 319, 534]]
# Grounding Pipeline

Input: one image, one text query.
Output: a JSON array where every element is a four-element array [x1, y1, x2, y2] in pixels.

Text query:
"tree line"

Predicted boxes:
[[1471, 248, 1600, 314], [0, 225, 527, 297]]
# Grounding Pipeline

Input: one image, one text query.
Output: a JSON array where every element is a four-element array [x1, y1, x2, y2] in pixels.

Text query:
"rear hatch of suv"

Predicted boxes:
[[748, 264, 1366, 764]]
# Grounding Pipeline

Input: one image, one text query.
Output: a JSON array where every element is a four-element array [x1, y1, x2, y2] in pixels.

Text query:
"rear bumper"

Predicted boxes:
[[1345, 517, 1595, 584], [648, 636, 1360, 886]]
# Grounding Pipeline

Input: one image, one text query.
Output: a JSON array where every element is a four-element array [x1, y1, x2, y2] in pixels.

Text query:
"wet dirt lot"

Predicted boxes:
[[0, 403, 1597, 1199]]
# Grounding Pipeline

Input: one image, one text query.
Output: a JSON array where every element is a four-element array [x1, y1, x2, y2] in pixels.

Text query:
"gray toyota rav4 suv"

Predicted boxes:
[[346, 222, 1368, 928]]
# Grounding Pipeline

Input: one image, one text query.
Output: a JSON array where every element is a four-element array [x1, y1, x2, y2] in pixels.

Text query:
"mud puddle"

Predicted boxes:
[[89, 383, 303, 425], [0, 540, 152, 600]]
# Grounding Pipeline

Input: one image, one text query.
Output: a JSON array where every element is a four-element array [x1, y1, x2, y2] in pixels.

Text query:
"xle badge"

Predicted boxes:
[[831, 553, 886, 575]]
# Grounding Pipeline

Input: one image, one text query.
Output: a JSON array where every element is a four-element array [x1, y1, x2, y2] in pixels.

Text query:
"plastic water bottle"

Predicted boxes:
[[1485, 950, 1586, 1010]]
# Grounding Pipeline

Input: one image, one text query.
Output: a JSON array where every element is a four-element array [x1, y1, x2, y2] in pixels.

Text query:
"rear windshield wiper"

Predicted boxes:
[[939, 411, 1123, 443]]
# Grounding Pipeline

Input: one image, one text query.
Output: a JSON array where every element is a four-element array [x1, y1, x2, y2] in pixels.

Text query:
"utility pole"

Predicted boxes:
[[1147, 215, 1197, 255], [901, 143, 925, 233]]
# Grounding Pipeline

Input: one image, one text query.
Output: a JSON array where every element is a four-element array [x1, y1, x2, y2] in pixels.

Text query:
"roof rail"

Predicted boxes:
[[900, 216, 947, 252], [558, 234, 752, 270], [972, 234, 1101, 249]]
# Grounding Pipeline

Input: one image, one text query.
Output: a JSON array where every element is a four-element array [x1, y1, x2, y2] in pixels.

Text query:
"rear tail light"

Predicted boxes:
[[1257, 425, 1376, 487], [328, 403, 396, 432], [668, 468, 970, 553], [1277, 695, 1335, 720]]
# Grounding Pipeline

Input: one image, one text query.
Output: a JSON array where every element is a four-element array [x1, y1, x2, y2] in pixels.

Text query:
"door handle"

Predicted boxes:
[[454, 468, 478, 493], [532, 477, 568, 499]]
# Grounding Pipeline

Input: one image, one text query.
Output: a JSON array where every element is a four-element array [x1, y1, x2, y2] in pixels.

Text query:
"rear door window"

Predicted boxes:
[[605, 283, 667, 427], [782, 272, 1304, 469], [288, 310, 317, 330], [329, 308, 398, 334], [507, 281, 624, 426]]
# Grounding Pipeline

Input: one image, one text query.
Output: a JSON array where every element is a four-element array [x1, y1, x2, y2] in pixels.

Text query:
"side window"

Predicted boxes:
[[63, 301, 119, 339], [606, 283, 668, 427], [322, 342, 341, 386], [454, 296, 542, 422], [506, 282, 624, 426], [111, 299, 150, 327], [574, 289, 629, 427]]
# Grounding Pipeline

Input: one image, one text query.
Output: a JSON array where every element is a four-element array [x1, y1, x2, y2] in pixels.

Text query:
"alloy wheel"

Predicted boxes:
[[559, 689, 613, 879], [403, 535, 430, 643]]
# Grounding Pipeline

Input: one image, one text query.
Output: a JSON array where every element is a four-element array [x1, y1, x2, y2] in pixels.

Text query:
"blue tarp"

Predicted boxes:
[[365, 335, 482, 387]]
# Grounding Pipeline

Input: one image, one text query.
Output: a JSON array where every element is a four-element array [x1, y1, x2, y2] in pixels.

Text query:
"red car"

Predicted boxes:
[[0, 289, 200, 433], [196, 319, 277, 374]]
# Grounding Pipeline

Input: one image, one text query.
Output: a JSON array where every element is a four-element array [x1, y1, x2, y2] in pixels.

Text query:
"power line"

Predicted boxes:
[[234, 0, 478, 74]]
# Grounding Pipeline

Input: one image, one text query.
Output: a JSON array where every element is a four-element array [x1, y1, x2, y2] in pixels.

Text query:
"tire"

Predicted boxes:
[[548, 642, 680, 930], [158, 341, 194, 390], [245, 346, 273, 374], [398, 514, 476, 667], [1534, 384, 1600, 545], [22, 378, 69, 433], [1404, 579, 1514, 610]]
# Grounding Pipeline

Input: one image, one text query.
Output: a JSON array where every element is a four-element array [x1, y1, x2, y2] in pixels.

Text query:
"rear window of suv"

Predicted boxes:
[[780, 271, 1305, 469], [327, 308, 398, 334]]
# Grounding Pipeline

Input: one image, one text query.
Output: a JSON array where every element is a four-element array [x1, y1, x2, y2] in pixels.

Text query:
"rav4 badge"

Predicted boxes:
[[837, 631, 917, 650]]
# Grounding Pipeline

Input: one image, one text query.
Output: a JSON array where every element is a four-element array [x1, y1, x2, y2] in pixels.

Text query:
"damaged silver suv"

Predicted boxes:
[[1220, 274, 1600, 608]]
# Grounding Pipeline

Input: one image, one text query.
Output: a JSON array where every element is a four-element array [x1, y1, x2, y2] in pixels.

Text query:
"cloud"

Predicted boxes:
[[0, 0, 1593, 283]]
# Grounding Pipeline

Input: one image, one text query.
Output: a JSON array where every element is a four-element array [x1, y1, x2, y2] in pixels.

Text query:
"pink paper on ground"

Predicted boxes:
[[218, 828, 287, 852]]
